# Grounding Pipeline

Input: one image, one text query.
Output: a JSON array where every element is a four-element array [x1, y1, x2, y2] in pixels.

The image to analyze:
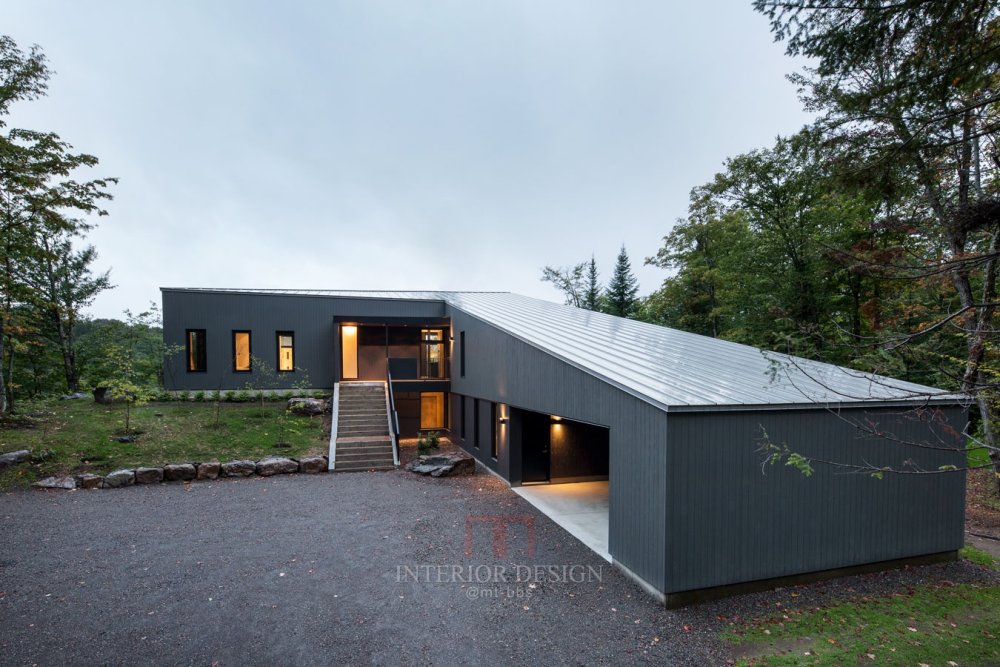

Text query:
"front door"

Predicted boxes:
[[420, 392, 445, 430], [521, 411, 550, 483]]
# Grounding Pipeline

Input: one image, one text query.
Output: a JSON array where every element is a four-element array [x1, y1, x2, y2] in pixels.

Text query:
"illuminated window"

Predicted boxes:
[[420, 328, 445, 379], [277, 331, 294, 372], [341, 325, 358, 379], [233, 331, 251, 372], [186, 329, 206, 372]]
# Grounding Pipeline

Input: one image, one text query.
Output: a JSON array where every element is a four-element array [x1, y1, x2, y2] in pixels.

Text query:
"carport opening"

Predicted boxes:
[[515, 408, 609, 485], [512, 407, 611, 562]]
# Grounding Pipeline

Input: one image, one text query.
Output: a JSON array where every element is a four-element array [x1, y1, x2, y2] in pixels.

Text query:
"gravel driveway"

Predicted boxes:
[[1, 468, 994, 666]]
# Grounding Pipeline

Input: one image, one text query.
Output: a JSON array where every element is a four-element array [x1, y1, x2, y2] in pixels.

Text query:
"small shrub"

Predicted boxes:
[[224, 390, 237, 402], [177, 390, 191, 402], [30, 448, 55, 464], [193, 390, 206, 402], [282, 390, 294, 401], [268, 392, 283, 402], [417, 430, 441, 455], [157, 390, 173, 402], [211, 389, 222, 402], [235, 390, 251, 403]]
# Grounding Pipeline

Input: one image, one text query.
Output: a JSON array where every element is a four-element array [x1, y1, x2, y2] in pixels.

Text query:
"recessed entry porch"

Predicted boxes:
[[336, 318, 450, 438], [510, 407, 611, 562]]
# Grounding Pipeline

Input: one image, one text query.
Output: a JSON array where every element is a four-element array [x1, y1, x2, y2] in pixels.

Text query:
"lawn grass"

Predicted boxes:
[[0, 398, 327, 489], [961, 546, 999, 570], [723, 582, 1000, 666]]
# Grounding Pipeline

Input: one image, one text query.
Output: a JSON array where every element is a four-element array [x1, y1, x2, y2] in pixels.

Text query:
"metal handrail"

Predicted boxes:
[[386, 361, 400, 466]]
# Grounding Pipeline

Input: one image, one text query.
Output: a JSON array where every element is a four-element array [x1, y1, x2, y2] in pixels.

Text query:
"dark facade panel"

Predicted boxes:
[[161, 290, 445, 390], [663, 406, 967, 594], [446, 305, 669, 593]]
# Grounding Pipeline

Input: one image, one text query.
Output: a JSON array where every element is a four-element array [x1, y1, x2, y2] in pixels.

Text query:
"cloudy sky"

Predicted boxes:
[[7, 0, 810, 319]]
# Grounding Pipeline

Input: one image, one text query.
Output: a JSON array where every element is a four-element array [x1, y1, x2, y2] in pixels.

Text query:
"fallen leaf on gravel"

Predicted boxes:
[[683, 625, 692, 633], [908, 626, 917, 632]]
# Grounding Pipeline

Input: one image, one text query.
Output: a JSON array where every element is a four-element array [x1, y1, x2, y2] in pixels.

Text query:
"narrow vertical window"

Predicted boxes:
[[341, 325, 358, 379], [186, 329, 206, 372], [460, 395, 466, 440], [490, 402, 497, 459], [233, 331, 251, 372], [460, 331, 465, 377], [277, 331, 294, 372], [473, 398, 480, 449]]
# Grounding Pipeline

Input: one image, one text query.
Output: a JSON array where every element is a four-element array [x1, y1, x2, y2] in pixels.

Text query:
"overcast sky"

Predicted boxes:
[[7, 0, 810, 319]]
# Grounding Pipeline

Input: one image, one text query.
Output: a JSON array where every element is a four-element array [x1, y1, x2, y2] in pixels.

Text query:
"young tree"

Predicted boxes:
[[23, 233, 112, 391], [582, 256, 603, 311], [755, 0, 1000, 490], [540, 263, 586, 307], [604, 245, 640, 318]]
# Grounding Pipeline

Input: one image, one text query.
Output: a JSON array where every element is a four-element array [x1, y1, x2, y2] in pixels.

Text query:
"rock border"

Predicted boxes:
[[31, 454, 329, 491]]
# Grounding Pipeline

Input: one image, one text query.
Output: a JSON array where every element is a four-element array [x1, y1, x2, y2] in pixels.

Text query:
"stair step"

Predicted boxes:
[[335, 446, 393, 456], [337, 454, 394, 464]]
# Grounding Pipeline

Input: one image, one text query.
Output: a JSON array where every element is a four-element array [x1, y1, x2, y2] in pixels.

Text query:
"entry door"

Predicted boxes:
[[521, 411, 550, 483], [420, 392, 445, 430], [341, 325, 358, 379]]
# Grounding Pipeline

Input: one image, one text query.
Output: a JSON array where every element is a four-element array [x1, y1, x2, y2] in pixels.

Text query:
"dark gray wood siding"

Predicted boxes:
[[161, 290, 445, 390], [446, 305, 669, 593], [663, 406, 967, 593]]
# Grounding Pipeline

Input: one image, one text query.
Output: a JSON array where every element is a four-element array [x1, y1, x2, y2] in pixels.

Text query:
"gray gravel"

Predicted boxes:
[[1, 468, 995, 666]]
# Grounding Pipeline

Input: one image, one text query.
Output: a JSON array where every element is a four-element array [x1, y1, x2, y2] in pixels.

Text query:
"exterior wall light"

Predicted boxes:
[[498, 417, 509, 424]]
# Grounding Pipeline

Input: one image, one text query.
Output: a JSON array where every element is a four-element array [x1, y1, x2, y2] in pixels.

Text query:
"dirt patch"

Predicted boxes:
[[729, 637, 816, 662], [967, 467, 1000, 540]]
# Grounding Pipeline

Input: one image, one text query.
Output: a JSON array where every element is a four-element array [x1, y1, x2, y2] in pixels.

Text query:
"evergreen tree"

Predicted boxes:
[[604, 245, 639, 318], [582, 256, 602, 311]]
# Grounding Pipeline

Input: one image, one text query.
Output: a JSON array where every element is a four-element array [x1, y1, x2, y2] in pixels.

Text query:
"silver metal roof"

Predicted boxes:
[[163, 288, 955, 411]]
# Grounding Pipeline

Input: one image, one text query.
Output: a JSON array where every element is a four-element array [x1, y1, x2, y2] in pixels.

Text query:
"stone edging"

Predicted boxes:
[[31, 455, 329, 491]]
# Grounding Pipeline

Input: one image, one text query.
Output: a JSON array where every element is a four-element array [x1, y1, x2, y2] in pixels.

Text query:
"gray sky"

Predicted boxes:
[[7, 0, 810, 319]]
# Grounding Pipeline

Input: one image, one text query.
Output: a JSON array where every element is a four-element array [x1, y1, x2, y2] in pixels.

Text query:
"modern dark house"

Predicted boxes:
[[162, 288, 967, 606]]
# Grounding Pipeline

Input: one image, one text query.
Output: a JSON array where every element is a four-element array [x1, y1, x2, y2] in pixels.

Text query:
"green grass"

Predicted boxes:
[[0, 399, 327, 489], [723, 583, 1000, 666], [968, 439, 992, 468], [961, 546, 999, 570]]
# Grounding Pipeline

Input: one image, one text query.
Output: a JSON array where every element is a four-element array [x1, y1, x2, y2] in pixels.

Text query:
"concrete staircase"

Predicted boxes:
[[333, 382, 396, 471]]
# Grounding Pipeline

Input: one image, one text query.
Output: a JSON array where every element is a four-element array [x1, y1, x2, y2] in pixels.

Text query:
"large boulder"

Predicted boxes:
[[197, 461, 221, 480], [256, 456, 299, 476], [76, 473, 104, 489], [134, 467, 164, 484], [298, 456, 328, 474], [163, 463, 196, 482], [287, 397, 326, 416], [32, 475, 77, 490], [405, 451, 475, 477], [0, 449, 30, 472], [221, 460, 256, 477], [103, 469, 135, 488]]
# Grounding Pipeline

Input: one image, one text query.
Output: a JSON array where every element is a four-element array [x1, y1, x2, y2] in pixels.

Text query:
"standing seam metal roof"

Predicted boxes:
[[162, 288, 953, 410]]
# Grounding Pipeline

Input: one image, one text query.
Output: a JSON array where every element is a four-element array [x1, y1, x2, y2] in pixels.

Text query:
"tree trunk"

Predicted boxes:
[[0, 315, 7, 415]]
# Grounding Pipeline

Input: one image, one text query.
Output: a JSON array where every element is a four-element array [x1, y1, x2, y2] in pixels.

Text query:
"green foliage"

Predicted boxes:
[[722, 582, 1000, 666], [193, 390, 205, 402], [177, 390, 190, 402], [582, 256, 603, 311], [224, 391, 236, 402], [235, 390, 250, 403], [417, 430, 441, 455], [604, 245, 639, 318], [0, 36, 117, 414]]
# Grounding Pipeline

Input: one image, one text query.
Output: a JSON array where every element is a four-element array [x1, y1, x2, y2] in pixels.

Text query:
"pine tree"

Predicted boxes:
[[582, 256, 602, 311], [604, 245, 639, 318]]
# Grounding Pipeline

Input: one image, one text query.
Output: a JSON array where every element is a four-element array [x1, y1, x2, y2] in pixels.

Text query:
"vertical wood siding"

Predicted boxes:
[[161, 291, 444, 390], [664, 407, 967, 593]]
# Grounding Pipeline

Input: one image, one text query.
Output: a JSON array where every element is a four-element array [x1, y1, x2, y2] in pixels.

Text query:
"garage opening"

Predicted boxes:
[[516, 408, 609, 484], [512, 407, 611, 561]]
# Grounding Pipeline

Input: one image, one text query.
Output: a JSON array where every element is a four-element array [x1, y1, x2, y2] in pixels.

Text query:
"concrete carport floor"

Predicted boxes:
[[513, 481, 610, 562]]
